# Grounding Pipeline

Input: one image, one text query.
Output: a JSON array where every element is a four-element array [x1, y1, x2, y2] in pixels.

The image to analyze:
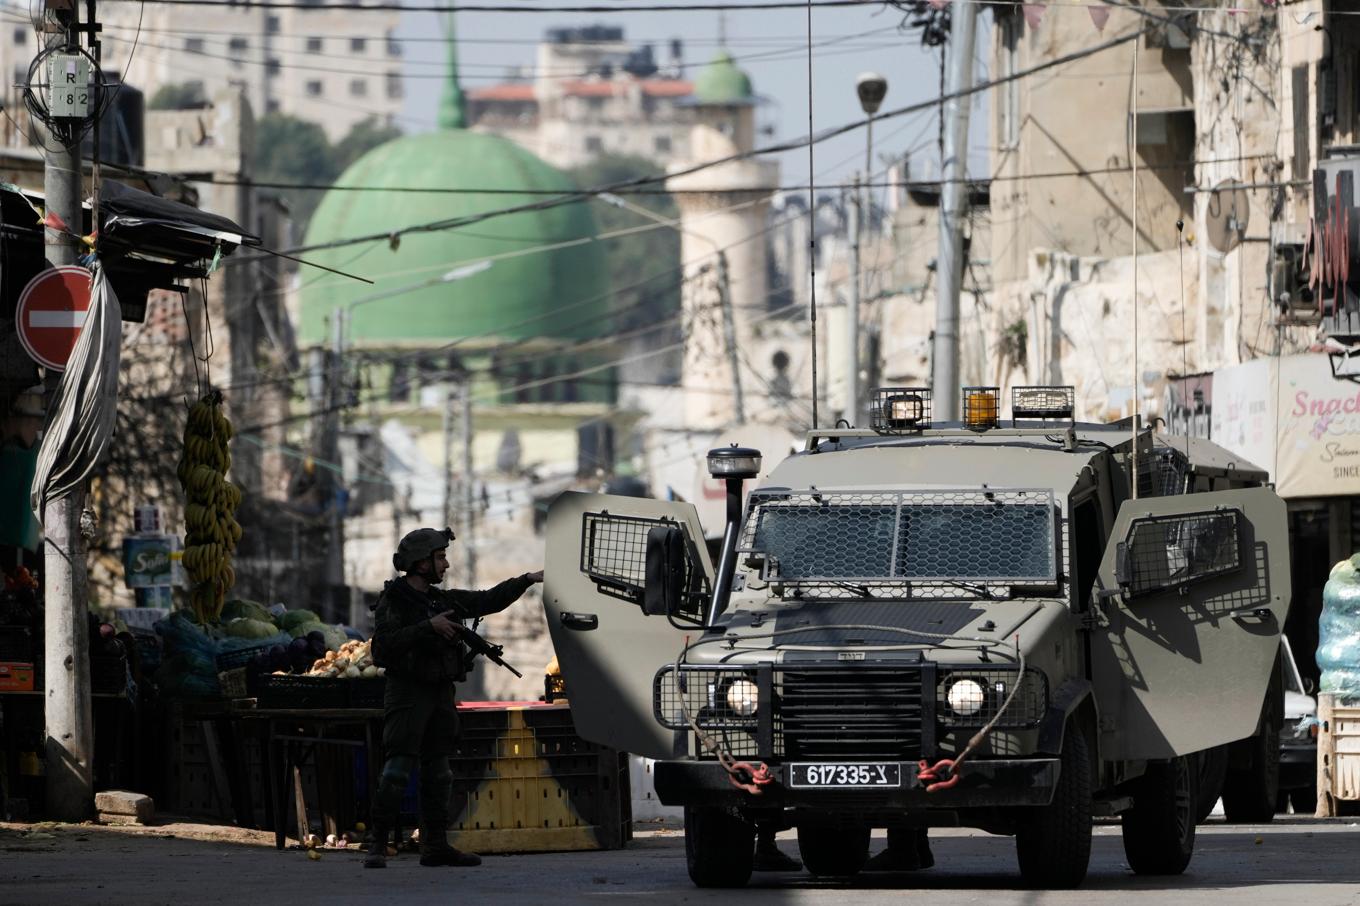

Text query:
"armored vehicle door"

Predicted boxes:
[[543, 491, 713, 759], [1090, 487, 1290, 760]]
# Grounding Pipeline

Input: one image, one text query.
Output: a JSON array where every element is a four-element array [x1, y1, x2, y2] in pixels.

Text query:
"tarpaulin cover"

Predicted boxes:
[[99, 179, 250, 238], [30, 263, 121, 522]]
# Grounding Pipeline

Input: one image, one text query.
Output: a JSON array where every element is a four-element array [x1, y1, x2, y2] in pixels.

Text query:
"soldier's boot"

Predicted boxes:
[[418, 826, 481, 867], [752, 829, 803, 872], [863, 828, 934, 872], [363, 828, 389, 869]]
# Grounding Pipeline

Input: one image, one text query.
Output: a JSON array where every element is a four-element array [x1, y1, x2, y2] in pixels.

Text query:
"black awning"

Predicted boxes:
[[98, 180, 261, 269]]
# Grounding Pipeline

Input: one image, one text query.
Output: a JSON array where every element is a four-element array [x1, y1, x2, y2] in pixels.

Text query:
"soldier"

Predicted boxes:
[[364, 527, 543, 869]]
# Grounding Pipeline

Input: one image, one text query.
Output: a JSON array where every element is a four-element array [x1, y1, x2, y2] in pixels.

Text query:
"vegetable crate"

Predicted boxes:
[[255, 674, 348, 709], [445, 702, 632, 853], [1318, 693, 1360, 816]]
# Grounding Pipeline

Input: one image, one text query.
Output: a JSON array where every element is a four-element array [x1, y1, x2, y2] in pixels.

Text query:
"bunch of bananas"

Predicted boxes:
[[177, 392, 243, 622]]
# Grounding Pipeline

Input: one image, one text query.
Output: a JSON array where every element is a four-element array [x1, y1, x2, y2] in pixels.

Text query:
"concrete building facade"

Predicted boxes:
[[467, 26, 694, 169], [91, 1, 404, 142]]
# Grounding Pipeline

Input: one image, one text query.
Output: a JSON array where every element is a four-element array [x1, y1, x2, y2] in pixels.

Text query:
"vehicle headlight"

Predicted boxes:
[[724, 678, 759, 717], [946, 678, 986, 716]]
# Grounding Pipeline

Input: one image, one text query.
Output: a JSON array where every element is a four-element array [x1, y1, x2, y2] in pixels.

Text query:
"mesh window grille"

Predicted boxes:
[[1122, 510, 1241, 596], [579, 512, 709, 610], [738, 489, 1058, 589]]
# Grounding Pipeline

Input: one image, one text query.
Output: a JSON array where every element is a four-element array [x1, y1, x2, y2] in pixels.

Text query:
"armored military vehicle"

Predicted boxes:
[[543, 386, 1290, 888]]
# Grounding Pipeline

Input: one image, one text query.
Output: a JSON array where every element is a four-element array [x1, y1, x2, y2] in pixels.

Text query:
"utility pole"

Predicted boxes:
[[324, 309, 346, 622], [845, 174, 862, 425], [442, 383, 455, 531], [716, 252, 746, 424], [459, 377, 476, 587], [42, 0, 93, 822], [931, 0, 978, 422]]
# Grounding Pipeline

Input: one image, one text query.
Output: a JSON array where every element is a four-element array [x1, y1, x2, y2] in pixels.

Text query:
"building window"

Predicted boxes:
[[185, 37, 205, 54], [266, 57, 281, 76], [12, 27, 26, 46], [385, 71, 402, 100], [266, 15, 280, 34], [585, 135, 603, 153], [228, 37, 249, 53], [306, 37, 323, 53], [654, 134, 671, 154], [266, 99, 280, 113], [350, 79, 368, 97], [306, 80, 324, 97], [351, 37, 368, 53], [386, 30, 401, 57]]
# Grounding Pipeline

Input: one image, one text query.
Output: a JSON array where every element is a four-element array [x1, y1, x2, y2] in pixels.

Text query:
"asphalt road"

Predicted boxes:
[[2, 818, 1358, 906]]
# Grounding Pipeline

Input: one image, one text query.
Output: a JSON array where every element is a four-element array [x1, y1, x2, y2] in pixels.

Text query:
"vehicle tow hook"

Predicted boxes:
[[917, 758, 961, 793], [725, 760, 774, 795]]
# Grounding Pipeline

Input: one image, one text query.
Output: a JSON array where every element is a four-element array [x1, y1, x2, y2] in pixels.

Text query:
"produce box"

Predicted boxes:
[[256, 673, 348, 709], [0, 661, 34, 692], [347, 677, 386, 709], [445, 703, 631, 853], [1318, 692, 1360, 816]]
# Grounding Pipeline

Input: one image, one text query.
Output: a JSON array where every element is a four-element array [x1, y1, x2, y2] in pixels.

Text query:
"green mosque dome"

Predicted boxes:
[[693, 50, 755, 105], [298, 21, 609, 348]]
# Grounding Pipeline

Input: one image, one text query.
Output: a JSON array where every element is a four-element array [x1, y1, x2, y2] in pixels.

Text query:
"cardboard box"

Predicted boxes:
[[0, 661, 35, 692]]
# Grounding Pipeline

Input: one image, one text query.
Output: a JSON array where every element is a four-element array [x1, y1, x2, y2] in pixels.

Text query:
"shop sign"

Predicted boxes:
[[1210, 354, 1360, 498]]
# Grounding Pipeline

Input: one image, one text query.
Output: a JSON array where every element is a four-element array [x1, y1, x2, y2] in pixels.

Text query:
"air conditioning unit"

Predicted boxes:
[[1270, 222, 1316, 321]]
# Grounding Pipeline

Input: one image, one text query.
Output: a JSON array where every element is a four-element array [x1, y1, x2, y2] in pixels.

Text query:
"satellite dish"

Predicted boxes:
[[1205, 178, 1250, 253]]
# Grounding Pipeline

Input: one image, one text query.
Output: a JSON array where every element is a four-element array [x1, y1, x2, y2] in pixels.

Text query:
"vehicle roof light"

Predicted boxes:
[[707, 444, 762, 479], [870, 387, 932, 434], [1012, 385, 1076, 424], [963, 386, 1000, 431]]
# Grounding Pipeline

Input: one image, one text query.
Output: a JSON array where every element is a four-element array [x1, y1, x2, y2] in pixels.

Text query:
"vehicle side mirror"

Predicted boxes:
[[1114, 541, 1132, 588], [644, 524, 687, 617], [1304, 677, 1316, 696]]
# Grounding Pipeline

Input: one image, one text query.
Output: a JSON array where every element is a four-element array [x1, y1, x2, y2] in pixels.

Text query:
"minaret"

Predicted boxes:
[[668, 51, 778, 430], [438, 11, 467, 130]]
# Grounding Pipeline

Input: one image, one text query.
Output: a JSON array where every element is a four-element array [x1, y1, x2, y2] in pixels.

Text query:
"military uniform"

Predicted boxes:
[[366, 555, 534, 866]]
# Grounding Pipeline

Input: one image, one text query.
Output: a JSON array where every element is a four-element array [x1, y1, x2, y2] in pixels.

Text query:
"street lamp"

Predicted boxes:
[[706, 444, 762, 624], [845, 72, 887, 426]]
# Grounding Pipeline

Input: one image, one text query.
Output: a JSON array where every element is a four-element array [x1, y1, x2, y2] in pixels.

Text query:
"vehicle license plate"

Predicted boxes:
[[788, 763, 901, 788]]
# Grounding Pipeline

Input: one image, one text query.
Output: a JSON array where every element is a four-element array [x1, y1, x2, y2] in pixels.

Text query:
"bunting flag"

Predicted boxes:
[[1022, 2, 1046, 29], [1088, 4, 1110, 31]]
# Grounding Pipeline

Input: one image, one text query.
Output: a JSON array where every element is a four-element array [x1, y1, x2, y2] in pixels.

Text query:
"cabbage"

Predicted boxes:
[[279, 609, 321, 632], [320, 624, 349, 652], [289, 620, 323, 639], [221, 599, 274, 624], [225, 618, 280, 641]]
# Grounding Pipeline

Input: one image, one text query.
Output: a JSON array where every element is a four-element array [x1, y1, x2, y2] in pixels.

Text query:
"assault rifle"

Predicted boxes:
[[452, 622, 523, 678]]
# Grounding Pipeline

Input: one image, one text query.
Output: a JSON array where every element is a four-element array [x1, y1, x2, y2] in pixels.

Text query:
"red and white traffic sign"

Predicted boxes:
[[16, 265, 92, 371]]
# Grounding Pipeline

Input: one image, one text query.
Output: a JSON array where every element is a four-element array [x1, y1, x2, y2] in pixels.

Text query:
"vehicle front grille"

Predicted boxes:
[[778, 668, 924, 760]]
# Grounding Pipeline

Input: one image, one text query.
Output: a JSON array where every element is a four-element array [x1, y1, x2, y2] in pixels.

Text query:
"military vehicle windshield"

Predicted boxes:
[[738, 488, 1058, 589]]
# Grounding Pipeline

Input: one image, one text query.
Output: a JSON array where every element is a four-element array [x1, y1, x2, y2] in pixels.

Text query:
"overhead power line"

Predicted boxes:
[[99, 0, 895, 12], [244, 23, 1151, 262]]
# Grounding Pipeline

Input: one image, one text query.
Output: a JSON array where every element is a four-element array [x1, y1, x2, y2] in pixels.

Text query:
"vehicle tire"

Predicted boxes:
[[1015, 725, 1093, 888], [1121, 756, 1195, 875], [1192, 746, 1228, 823], [1221, 666, 1283, 824], [797, 824, 870, 878], [684, 806, 754, 888]]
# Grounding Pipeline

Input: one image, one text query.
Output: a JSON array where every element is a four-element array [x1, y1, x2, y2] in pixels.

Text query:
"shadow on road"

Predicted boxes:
[[747, 822, 1360, 893]]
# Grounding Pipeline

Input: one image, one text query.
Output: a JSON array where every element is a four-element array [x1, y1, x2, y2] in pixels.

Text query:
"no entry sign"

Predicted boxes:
[[16, 265, 92, 371]]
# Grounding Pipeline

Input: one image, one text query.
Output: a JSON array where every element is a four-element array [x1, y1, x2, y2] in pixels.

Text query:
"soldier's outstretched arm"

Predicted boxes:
[[440, 572, 541, 619]]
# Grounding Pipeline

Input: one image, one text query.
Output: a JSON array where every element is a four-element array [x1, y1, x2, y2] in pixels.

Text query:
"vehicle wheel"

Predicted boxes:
[[1015, 725, 1093, 888], [1122, 756, 1195, 875], [684, 806, 754, 888], [797, 824, 870, 877], [1221, 668, 1282, 824], [1192, 746, 1228, 823]]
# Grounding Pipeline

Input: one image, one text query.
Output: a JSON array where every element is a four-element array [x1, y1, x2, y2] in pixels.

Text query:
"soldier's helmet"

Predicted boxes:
[[393, 527, 455, 572]]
